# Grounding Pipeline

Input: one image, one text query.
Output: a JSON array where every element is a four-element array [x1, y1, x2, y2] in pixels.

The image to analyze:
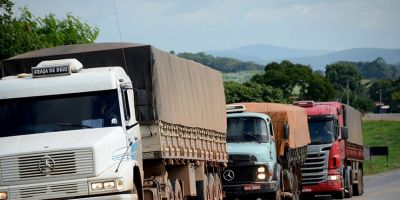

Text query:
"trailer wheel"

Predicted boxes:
[[214, 173, 222, 200], [360, 169, 364, 194], [353, 169, 363, 196], [174, 179, 184, 200], [291, 175, 300, 200], [208, 173, 216, 200], [345, 167, 353, 198], [166, 179, 174, 200]]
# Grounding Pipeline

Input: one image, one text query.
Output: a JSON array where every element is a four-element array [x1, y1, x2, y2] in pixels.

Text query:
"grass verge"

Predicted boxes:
[[363, 120, 400, 175]]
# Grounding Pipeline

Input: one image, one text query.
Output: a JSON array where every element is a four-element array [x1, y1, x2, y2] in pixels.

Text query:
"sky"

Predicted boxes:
[[13, 0, 400, 53]]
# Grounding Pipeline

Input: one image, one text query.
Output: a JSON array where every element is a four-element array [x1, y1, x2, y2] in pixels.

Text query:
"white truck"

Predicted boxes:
[[0, 43, 227, 200]]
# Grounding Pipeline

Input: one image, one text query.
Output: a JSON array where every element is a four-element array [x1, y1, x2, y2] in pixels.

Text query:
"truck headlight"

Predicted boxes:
[[91, 182, 104, 190], [257, 166, 265, 173], [103, 181, 116, 189], [257, 173, 266, 180], [327, 175, 340, 181], [90, 178, 124, 192], [0, 191, 8, 200]]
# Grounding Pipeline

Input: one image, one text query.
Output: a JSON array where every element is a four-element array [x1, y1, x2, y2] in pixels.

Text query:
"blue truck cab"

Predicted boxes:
[[222, 105, 280, 198]]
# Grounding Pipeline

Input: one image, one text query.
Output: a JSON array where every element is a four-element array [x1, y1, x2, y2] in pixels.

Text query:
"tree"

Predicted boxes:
[[251, 60, 335, 101], [224, 81, 283, 104], [178, 52, 263, 73], [0, 1, 99, 62], [351, 95, 374, 113], [325, 62, 363, 103], [325, 62, 362, 92], [302, 73, 336, 101]]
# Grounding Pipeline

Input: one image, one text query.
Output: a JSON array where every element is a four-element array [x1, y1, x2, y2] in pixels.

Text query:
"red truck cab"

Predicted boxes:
[[294, 101, 364, 199]]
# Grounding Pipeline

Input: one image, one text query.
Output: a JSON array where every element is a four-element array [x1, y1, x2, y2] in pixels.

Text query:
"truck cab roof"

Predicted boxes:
[[227, 112, 271, 122], [0, 67, 129, 99]]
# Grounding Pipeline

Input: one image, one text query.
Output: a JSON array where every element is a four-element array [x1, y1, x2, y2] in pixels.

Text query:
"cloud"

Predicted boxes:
[[12, 0, 400, 52]]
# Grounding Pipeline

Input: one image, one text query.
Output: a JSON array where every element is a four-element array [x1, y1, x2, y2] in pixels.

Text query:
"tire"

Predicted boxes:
[[213, 173, 222, 200], [174, 179, 184, 200], [208, 173, 215, 200], [203, 174, 210, 200], [166, 179, 174, 200], [345, 167, 353, 198], [292, 176, 300, 200], [353, 169, 363, 196]]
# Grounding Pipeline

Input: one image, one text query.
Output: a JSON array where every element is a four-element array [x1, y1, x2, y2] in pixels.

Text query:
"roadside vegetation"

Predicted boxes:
[[179, 52, 400, 113], [0, 0, 99, 63], [363, 120, 400, 175]]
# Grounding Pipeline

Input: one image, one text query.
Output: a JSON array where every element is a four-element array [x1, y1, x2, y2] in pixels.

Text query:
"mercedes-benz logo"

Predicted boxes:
[[38, 155, 56, 174], [223, 170, 235, 181]]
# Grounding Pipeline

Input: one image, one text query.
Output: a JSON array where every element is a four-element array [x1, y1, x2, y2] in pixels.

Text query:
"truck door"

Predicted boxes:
[[121, 83, 140, 160]]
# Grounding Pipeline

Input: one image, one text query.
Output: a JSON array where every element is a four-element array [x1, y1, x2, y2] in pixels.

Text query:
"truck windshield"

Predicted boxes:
[[0, 90, 121, 138], [308, 119, 335, 144], [227, 117, 268, 143]]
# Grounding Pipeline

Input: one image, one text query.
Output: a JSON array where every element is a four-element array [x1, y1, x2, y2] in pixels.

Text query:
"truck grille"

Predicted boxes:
[[9, 181, 88, 200], [222, 165, 256, 184], [1, 149, 94, 184], [301, 146, 330, 185]]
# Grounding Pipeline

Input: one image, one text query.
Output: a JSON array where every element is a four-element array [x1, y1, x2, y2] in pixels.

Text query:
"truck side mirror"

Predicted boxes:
[[283, 124, 290, 140], [341, 127, 349, 140]]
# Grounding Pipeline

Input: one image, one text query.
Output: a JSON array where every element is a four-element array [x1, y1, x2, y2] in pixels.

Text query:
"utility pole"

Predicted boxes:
[[346, 81, 350, 105]]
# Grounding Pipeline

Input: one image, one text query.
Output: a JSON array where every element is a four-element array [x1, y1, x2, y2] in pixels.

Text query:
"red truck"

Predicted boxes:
[[293, 101, 364, 199]]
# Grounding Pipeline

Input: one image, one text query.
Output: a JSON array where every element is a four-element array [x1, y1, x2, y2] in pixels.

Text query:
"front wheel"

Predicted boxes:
[[345, 167, 353, 198]]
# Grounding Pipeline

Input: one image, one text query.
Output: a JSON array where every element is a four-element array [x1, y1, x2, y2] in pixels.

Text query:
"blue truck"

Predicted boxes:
[[222, 103, 310, 200]]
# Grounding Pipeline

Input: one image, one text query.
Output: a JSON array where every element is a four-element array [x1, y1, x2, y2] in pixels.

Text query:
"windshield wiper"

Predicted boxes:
[[54, 123, 93, 129], [241, 130, 257, 139]]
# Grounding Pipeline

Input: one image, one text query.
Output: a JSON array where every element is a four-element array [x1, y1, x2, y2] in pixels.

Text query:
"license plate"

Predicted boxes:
[[302, 188, 312, 192], [244, 184, 261, 191]]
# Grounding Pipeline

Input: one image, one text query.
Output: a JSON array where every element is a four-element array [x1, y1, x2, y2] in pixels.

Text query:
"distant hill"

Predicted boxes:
[[335, 57, 400, 79], [206, 45, 400, 70], [290, 48, 400, 70], [206, 44, 333, 63], [177, 52, 263, 73]]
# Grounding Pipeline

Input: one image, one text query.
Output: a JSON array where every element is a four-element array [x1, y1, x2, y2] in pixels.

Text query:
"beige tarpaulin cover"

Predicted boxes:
[[231, 102, 310, 155], [151, 48, 226, 133], [343, 104, 363, 145]]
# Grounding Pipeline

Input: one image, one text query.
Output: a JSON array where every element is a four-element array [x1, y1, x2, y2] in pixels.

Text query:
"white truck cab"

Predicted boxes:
[[0, 59, 140, 200]]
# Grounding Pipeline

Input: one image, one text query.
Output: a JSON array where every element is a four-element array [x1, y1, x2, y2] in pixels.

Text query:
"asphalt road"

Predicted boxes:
[[310, 169, 400, 200]]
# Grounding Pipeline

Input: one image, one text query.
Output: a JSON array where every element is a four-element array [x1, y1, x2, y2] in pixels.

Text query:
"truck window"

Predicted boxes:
[[0, 90, 121, 137], [307, 119, 335, 144], [227, 117, 268, 143]]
